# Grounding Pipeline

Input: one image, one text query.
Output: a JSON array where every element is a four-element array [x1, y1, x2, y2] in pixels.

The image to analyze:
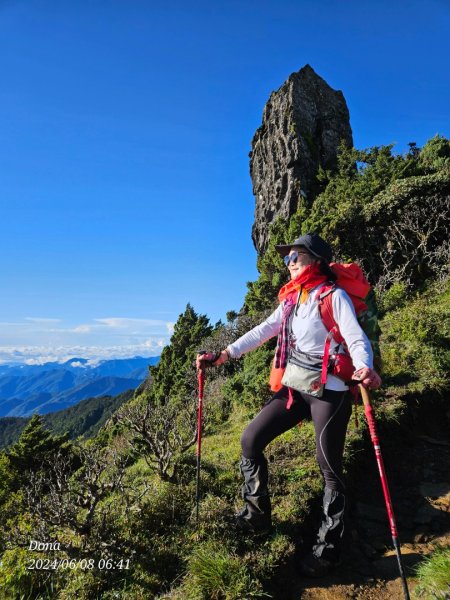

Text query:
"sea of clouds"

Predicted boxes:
[[0, 317, 174, 365]]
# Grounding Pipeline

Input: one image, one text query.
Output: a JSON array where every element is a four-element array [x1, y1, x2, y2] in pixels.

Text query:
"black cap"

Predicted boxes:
[[275, 232, 333, 263]]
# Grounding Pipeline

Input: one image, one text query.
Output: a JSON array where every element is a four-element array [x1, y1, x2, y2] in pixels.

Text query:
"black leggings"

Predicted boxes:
[[240, 387, 352, 492]]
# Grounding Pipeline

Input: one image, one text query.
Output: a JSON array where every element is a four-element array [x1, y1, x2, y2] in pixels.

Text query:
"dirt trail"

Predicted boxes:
[[291, 406, 450, 600]]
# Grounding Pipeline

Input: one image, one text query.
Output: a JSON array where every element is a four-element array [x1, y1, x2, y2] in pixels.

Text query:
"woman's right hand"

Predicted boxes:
[[196, 350, 229, 370], [352, 367, 382, 389]]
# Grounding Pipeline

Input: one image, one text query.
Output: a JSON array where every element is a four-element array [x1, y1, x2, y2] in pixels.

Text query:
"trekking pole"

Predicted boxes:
[[359, 385, 411, 600], [195, 352, 206, 526]]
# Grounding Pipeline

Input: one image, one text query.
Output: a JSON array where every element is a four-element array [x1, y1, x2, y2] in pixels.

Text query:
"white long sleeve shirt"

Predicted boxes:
[[227, 286, 373, 391]]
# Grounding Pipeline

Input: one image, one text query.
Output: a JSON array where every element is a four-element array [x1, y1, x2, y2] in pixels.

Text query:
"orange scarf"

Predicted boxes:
[[278, 263, 329, 301]]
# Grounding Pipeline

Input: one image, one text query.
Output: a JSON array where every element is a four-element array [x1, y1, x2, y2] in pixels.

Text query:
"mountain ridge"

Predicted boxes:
[[0, 355, 158, 417], [0, 388, 135, 449]]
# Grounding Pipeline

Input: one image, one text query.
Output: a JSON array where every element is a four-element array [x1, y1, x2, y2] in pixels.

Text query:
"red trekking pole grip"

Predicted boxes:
[[363, 403, 378, 443], [197, 368, 205, 400]]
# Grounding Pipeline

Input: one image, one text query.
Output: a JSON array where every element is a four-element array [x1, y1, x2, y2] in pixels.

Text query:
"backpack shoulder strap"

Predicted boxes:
[[315, 284, 344, 345], [315, 284, 345, 386]]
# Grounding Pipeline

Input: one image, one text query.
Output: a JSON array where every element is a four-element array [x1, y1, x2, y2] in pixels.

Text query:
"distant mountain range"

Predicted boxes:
[[0, 356, 159, 417]]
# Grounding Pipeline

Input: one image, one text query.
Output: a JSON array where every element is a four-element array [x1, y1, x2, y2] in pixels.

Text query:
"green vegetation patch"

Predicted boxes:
[[414, 546, 450, 599]]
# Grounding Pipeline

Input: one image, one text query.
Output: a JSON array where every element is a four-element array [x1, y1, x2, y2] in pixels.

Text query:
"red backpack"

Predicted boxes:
[[316, 263, 368, 383], [315, 263, 381, 423]]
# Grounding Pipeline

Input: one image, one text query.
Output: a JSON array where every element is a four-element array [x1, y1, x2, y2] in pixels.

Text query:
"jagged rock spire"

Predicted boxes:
[[250, 64, 353, 254]]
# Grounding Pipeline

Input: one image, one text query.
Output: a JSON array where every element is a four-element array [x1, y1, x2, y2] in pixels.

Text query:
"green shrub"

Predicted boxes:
[[0, 546, 63, 600], [181, 541, 266, 600], [380, 279, 450, 394], [418, 134, 450, 172], [414, 545, 450, 599], [148, 303, 213, 404], [223, 343, 275, 415], [378, 281, 409, 315], [300, 138, 449, 289]]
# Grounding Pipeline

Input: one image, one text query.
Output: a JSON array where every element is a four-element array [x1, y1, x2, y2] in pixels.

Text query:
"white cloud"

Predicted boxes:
[[25, 318, 62, 324], [0, 316, 173, 364], [95, 318, 171, 329], [68, 361, 85, 368], [71, 325, 92, 333], [0, 342, 165, 365]]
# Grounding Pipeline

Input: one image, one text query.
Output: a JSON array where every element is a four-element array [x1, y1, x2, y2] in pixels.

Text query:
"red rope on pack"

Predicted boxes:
[[322, 327, 337, 384]]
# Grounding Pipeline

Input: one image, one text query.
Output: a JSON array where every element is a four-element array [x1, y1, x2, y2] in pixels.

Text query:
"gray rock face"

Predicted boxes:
[[250, 64, 353, 254]]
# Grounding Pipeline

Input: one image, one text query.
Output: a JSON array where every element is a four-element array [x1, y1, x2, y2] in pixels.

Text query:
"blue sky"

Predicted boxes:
[[0, 0, 449, 363]]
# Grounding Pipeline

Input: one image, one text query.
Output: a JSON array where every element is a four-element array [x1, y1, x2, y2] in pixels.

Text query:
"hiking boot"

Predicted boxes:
[[299, 553, 339, 577], [312, 487, 346, 562], [235, 456, 272, 533], [234, 508, 272, 534]]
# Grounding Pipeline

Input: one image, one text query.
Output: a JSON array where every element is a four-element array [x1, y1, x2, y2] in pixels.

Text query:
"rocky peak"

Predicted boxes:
[[250, 64, 353, 254]]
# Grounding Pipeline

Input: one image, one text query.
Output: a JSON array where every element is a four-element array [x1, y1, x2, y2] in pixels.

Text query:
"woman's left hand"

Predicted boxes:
[[352, 367, 382, 389]]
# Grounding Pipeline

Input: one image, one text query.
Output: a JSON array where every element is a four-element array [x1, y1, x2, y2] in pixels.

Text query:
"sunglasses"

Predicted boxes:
[[283, 250, 311, 266]]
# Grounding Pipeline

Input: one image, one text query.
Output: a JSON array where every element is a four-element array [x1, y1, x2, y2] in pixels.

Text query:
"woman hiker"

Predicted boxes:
[[196, 232, 381, 577]]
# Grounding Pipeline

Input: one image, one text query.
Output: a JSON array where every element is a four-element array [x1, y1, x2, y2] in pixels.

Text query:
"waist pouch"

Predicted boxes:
[[281, 348, 324, 398], [330, 351, 355, 382]]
